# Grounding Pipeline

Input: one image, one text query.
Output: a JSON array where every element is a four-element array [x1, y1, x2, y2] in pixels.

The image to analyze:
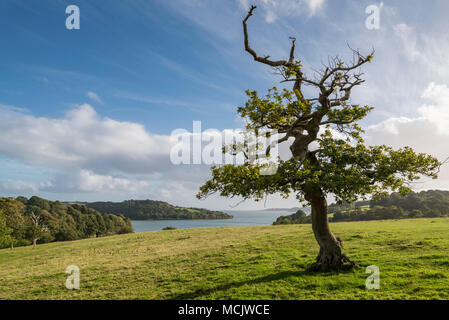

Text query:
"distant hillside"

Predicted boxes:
[[273, 209, 310, 225], [0, 196, 132, 249], [273, 190, 449, 225], [83, 200, 233, 220], [263, 207, 300, 212]]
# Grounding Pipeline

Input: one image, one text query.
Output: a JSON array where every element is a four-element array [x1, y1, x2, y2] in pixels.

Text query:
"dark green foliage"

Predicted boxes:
[[273, 209, 311, 225], [328, 200, 370, 214], [0, 196, 133, 248], [333, 190, 449, 222], [83, 200, 232, 220], [274, 190, 449, 224], [0, 210, 13, 248]]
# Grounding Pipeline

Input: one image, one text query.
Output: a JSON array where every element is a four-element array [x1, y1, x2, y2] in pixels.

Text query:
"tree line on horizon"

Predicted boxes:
[[83, 200, 233, 220], [0, 196, 133, 249], [273, 190, 449, 225]]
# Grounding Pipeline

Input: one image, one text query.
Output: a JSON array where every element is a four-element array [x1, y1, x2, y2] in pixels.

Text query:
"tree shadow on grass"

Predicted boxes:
[[168, 266, 355, 300]]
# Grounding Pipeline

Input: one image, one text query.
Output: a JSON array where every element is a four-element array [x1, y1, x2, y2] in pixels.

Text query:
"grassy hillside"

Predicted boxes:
[[1, 218, 449, 300]]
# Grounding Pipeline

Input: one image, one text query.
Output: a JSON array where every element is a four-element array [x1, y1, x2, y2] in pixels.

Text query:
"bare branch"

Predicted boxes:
[[320, 47, 374, 91], [288, 37, 296, 64], [435, 156, 449, 175], [266, 134, 290, 156], [243, 6, 293, 67]]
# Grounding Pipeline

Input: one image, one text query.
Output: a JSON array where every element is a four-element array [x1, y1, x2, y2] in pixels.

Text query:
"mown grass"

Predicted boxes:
[[1, 218, 449, 300]]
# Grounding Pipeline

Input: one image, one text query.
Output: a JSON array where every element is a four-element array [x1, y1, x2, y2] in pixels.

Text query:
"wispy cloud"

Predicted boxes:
[[237, 0, 326, 22], [115, 91, 236, 114], [36, 76, 49, 84], [0, 103, 28, 113], [86, 91, 104, 105], [306, 0, 325, 15]]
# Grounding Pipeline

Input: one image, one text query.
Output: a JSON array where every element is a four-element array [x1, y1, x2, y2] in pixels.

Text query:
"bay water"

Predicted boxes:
[[131, 210, 296, 233]]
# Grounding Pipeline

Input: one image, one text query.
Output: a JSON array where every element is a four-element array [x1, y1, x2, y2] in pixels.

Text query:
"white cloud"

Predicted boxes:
[[0, 180, 41, 194], [419, 82, 449, 134], [86, 91, 104, 105], [0, 104, 172, 174], [393, 23, 423, 63], [306, 0, 325, 15], [0, 172, 149, 195], [392, 22, 449, 81], [367, 82, 449, 138], [366, 82, 449, 189], [76, 170, 149, 192]]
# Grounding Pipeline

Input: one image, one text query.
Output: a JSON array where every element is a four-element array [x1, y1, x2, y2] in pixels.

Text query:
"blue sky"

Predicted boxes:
[[0, 0, 250, 132], [1, 0, 449, 209]]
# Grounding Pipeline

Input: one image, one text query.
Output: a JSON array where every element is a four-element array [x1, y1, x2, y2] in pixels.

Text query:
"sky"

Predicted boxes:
[[1, 0, 449, 210]]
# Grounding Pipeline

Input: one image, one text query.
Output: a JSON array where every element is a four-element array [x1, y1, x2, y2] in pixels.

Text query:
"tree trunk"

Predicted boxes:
[[308, 190, 354, 271], [33, 239, 37, 248]]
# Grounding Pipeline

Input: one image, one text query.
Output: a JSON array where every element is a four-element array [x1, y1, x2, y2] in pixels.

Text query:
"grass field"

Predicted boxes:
[[1, 218, 449, 300]]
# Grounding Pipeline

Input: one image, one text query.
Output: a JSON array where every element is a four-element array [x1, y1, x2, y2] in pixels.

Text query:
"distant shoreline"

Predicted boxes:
[[225, 208, 307, 213], [130, 216, 233, 221]]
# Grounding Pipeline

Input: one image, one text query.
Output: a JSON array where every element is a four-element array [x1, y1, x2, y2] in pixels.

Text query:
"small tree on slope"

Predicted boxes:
[[27, 209, 49, 248], [197, 6, 441, 271], [0, 210, 13, 249]]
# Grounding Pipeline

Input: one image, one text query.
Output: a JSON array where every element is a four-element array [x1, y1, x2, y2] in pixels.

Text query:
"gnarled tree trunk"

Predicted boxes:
[[308, 190, 354, 271]]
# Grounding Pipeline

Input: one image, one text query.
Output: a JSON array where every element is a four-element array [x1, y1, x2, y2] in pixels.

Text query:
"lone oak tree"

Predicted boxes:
[[197, 6, 441, 271]]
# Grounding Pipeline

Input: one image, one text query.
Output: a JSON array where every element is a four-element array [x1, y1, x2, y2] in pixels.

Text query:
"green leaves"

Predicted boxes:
[[325, 104, 373, 125], [0, 210, 13, 248], [238, 87, 313, 131], [316, 136, 441, 203], [282, 61, 303, 79]]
